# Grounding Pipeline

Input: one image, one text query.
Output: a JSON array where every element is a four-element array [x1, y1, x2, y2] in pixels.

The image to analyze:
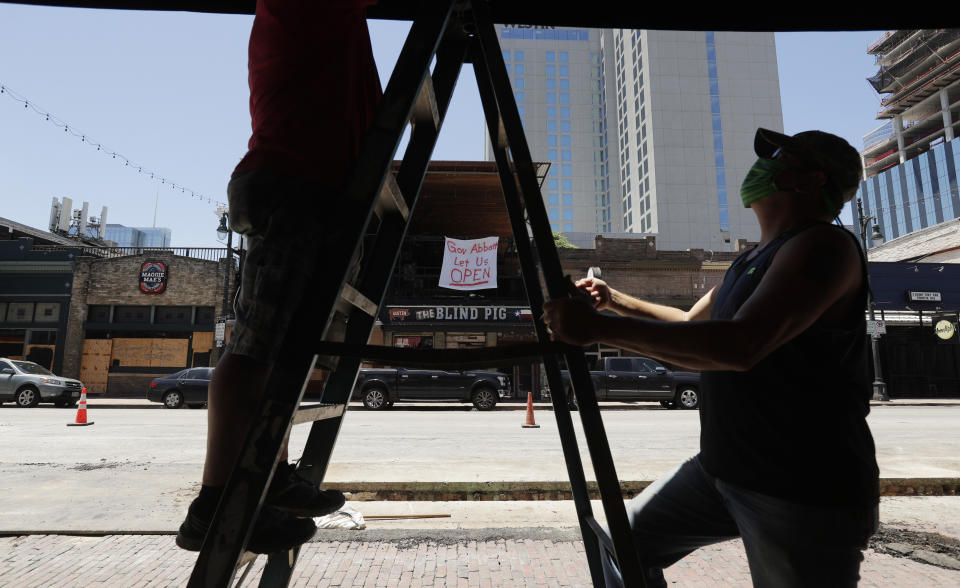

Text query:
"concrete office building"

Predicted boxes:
[[857, 30, 960, 248], [486, 26, 782, 251]]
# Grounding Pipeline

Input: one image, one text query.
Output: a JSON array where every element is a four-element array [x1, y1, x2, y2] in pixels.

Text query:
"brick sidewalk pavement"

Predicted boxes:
[[1, 534, 958, 587]]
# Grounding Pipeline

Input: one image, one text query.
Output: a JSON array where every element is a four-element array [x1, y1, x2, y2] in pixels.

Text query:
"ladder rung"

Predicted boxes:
[[375, 173, 409, 221], [411, 74, 440, 129], [340, 283, 378, 317], [294, 403, 346, 425]]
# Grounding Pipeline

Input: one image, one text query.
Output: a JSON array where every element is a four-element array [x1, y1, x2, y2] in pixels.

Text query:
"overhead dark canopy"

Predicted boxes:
[[0, 0, 947, 31]]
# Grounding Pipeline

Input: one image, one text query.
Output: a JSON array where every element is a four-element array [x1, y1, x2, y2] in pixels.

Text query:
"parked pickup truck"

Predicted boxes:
[[353, 368, 510, 411], [550, 356, 701, 410]]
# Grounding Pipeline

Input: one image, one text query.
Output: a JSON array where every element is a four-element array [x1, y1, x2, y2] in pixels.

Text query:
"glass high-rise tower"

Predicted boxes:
[[486, 26, 783, 251]]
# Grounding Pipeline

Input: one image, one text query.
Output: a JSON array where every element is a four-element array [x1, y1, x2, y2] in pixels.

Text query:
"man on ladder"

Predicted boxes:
[[544, 128, 880, 587], [177, 0, 381, 553]]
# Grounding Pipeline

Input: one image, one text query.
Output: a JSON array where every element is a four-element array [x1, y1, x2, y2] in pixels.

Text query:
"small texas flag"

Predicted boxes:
[[514, 308, 533, 320]]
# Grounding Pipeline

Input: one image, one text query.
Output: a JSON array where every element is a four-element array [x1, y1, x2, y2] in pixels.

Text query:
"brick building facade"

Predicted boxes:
[[64, 252, 234, 395]]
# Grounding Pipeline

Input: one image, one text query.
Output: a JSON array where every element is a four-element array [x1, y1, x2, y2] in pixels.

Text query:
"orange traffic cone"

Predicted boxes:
[[67, 387, 94, 427], [522, 390, 540, 429]]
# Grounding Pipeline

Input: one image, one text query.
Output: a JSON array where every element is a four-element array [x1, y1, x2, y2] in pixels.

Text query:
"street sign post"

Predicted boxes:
[[866, 319, 886, 337]]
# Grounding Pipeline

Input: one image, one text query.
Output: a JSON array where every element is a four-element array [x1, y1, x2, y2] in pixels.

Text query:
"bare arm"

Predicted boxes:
[[577, 277, 716, 322], [544, 226, 861, 371]]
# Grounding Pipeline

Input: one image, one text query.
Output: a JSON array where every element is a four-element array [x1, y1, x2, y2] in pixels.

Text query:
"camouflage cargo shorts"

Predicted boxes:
[[225, 169, 358, 363]]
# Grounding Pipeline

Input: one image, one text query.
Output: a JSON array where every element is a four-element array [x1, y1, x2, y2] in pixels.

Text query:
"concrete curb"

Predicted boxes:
[[324, 478, 960, 501]]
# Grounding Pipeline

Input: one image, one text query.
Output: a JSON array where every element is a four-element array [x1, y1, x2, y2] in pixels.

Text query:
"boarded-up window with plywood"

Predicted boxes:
[[80, 338, 112, 394], [110, 337, 188, 368], [191, 331, 214, 368]]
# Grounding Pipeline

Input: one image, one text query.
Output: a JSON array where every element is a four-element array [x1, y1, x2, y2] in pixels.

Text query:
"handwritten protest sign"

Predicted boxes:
[[439, 236, 498, 291]]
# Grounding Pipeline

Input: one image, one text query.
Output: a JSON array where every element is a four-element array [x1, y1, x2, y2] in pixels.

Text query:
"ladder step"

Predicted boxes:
[[294, 403, 346, 425], [340, 283, 379, 317], [411, 74, 440, 130], [374, 173, 409, 221]]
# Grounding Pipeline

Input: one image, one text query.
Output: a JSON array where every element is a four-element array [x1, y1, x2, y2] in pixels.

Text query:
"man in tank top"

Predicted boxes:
[[543, 128, 879, 587]]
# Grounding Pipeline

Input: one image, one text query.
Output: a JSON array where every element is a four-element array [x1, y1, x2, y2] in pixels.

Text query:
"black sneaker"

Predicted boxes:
[[176, 500, 317, 554], [266, 462, 346, 518]]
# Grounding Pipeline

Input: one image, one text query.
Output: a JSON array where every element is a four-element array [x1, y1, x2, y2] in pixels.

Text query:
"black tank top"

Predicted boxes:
[[699, 222, 879, 507]]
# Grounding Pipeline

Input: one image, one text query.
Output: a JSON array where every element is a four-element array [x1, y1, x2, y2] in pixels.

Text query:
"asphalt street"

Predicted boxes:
[[1, 401, 958, 534]]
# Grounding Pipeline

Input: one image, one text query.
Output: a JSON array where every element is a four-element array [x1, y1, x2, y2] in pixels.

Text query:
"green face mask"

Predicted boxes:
[[740, 157, 786, 208]]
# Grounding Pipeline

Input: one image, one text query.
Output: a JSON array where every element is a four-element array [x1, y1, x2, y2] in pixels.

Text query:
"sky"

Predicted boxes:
[[0, 4, 884, 246]]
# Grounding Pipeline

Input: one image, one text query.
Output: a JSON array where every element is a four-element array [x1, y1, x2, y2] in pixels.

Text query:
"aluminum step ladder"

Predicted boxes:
[[187, 2, 645, 586]]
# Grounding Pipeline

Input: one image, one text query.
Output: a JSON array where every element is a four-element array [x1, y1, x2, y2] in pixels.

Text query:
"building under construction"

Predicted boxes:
[[857, 30, 960, 246]]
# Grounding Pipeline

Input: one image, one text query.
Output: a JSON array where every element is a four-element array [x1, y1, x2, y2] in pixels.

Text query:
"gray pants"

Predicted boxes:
[[603, 455, 879, 587]]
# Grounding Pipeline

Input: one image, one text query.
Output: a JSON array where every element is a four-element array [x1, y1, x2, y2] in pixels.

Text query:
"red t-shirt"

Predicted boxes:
[[233, 0, 382, 187]]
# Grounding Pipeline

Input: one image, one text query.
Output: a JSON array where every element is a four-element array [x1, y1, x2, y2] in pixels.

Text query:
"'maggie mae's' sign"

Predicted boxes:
[[439, 236, 498, 291], [139, 260, 168, 294]]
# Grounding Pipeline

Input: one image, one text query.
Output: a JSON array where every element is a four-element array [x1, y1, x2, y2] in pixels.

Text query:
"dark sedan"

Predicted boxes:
[[147, 367, 214, 408]]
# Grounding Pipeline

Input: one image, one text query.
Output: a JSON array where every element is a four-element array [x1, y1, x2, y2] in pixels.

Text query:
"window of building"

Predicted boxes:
[[546, 78, 556, 90], [515, 91, 524, 103], [546, 92, 556, 104], [561, 150, 572, 161], [559, 79, 570, 90], [562, 179, 573, 191], [87, 305, 111, 323], [546, 65, 556, 76], [548, 193, 559, 206], [561, 120, 571, 132], [154, 306, 191, 325], [195, 306, 215, 325], [559, 51, 569, 62], [548, 135, 558, 147], [514, 64, 524, 75], [6, 302, 34, 323], [29, 330, 57, 345], [114, 305, 150, 324], [547, 107, 557, 119], [34, 302, 60, 323], [547, 120, 557, 132], [548, 149, 558, 160], [548, 208, 559, 221], [502, 50, 510, 62], [551, 223, 559, 231], [559, 65, 569, 76], [518, 105, 525, 118], [548, 178, 559, 191], [562, 194, 573, 206], [513, 78, 524, 90], [560, 107, 571, 118], [563, 223, 574, 232], [514, 50, 524, 61], [562, 164, 572, 175], [559, 93, 570, 105], [546, 51, 555, 62]]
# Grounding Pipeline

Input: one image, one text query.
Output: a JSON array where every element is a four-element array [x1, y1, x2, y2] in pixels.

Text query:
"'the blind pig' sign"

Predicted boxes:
[[439, 237, 498, 291]]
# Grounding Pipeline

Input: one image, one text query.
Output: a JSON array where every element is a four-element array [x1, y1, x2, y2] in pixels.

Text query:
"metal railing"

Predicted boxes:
[[32, 245, 233, 262]]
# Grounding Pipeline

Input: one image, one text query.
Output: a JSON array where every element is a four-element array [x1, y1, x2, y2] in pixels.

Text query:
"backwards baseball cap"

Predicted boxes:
[[754, 128, 862, 213]]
